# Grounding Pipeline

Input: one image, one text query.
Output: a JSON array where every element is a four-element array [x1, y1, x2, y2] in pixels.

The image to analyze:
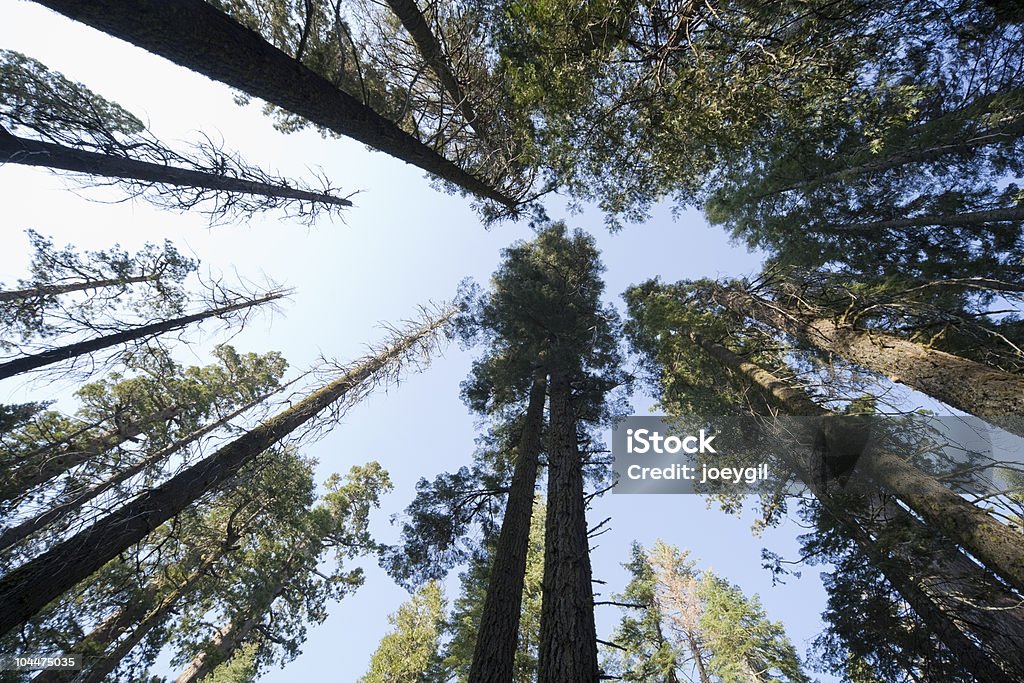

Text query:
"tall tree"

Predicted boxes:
[[0, 307, 453, 638], [30, 0, 518, 208], [1, 50, 352, 222], [359, 581, 447, 683]]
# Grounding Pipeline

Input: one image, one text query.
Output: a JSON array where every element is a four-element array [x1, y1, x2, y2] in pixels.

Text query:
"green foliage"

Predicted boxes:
[[203, 642, 259, 683], [359, 581, 447, 683]]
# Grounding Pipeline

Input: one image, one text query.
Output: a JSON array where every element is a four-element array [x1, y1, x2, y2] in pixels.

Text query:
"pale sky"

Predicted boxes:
[[0, 2, 863, 680]]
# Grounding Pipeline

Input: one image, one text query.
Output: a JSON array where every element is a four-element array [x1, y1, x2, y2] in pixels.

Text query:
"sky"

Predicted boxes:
[[0, 2, 859, 680]]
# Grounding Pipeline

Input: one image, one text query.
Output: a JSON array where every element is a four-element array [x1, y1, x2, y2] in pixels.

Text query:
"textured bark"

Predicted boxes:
[[0, 392, 269, 553], [715, 285, 1024, 433], [689, 330, 1024, 679], [828, 204, 1024, 233], [537, 372, 599, 683], [0, 404, 180, 503], [0, 274, 158, 303], [30, 0, 516, 207], [0, 312, 450, 638], [383, 0, 483, 138], [469, 373, 546, 683], [0, 130, 352, 206], [0, 290, 284, 380]]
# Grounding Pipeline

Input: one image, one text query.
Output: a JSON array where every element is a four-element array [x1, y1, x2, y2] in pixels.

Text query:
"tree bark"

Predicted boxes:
[[713, 284, 1024, 434], [688, 330, 1024, 679], [29, 0, 517, 207], [469, 372, 546, 683], [0, 311, 451, 638], [0, 404, 180, 503], [827, 204, 1024, 233], [0, 391, 270, 553], [0, 290, 284, 380], [0, 274, 158, 303], [0, 129, 352, 207], [538, 372, 599, 682]]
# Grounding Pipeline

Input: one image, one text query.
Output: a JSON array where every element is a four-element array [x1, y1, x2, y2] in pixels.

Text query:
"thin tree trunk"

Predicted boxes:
[[684, 630, 712, 683], [0, 274, 158, 303], [0, 129, 352, 207], [713, 285, 1024, 433], [538, 372, 599, 682], [0, 404, 180, 503], [30, 0, 517, 207], [469, 372, 546, 683], [32, 554, 219, 683], [0, 311, 451, 638], [0, 290, 284, 380], [0, 390, 272, 553], [382, 0, 483, 138], [827, 204, 1024, 233], [688, 330, 1024, 679]]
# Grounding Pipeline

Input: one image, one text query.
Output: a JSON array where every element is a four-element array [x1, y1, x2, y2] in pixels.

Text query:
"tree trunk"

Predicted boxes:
[[383, 0, 484, 139], [688, 330, 1024, 679], [469, 372, 546, 683], [32, 555, 217, 683], [0, 290, 284, 380], [0, 129, 352, 207], [0, 311, 451, 638], [30, 0, 517, 207], [0, 404, 180, 503], [0, 274, 158, 303], [713, 285, 1024, 434], [538, 372, 599, 682], [827, 204, 1024, 233], [685, 630, 712, 683], [0, 391, 271, 553]]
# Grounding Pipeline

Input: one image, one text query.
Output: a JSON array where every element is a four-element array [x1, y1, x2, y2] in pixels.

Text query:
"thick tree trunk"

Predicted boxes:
[[0, 391, 271, 553], [383, 0, 483, 139], [0, 129, 352, 207], [538, 372, 599, 682], [828, 204, 1024, 233], [30, 0, 516, 207], [469, 372, 546, 683], [0, 290, 284, 380], [0, 274, 158, 303], [0, 312, 451, 638], [0, 404, 180, 503], [714, 285, 1024, 433], [689, 330, 1024, 678]]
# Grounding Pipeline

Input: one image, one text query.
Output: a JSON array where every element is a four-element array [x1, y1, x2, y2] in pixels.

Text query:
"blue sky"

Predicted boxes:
[[0, 2, 853, 679]]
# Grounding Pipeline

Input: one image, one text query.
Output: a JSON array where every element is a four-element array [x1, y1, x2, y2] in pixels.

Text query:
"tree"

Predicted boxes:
[[625, 281, 1024, 681], [605, 541, 808, 683], [30, 0, 518, 207], [1, 49, 352, 223], [0, 230, 196, 345], [0, 306, 453, 638], [359, 581, 447, 683], [0, 286, 287, 381]]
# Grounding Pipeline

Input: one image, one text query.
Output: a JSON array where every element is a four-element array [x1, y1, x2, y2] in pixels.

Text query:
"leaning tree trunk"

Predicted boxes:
[[0, 127, 352, 207], [688, 329, 1024, 679], [0, 274, 158, 303], [32, 553, 220, 683], [0, 389, 273, 553], [30, 0, 517, 207], [713, 284, 1024, 435], [537, 372, 599, 683], [0, 290, 284, 380], [828, 204, 1024, 233], [469, 372, 546, 683], [0, 310, 452, 638], [383, 0, 484, 138], [0, 404, 180, 503]]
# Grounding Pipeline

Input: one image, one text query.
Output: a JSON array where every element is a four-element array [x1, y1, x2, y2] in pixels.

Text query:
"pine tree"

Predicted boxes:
[[359, 581, 447, 683]]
